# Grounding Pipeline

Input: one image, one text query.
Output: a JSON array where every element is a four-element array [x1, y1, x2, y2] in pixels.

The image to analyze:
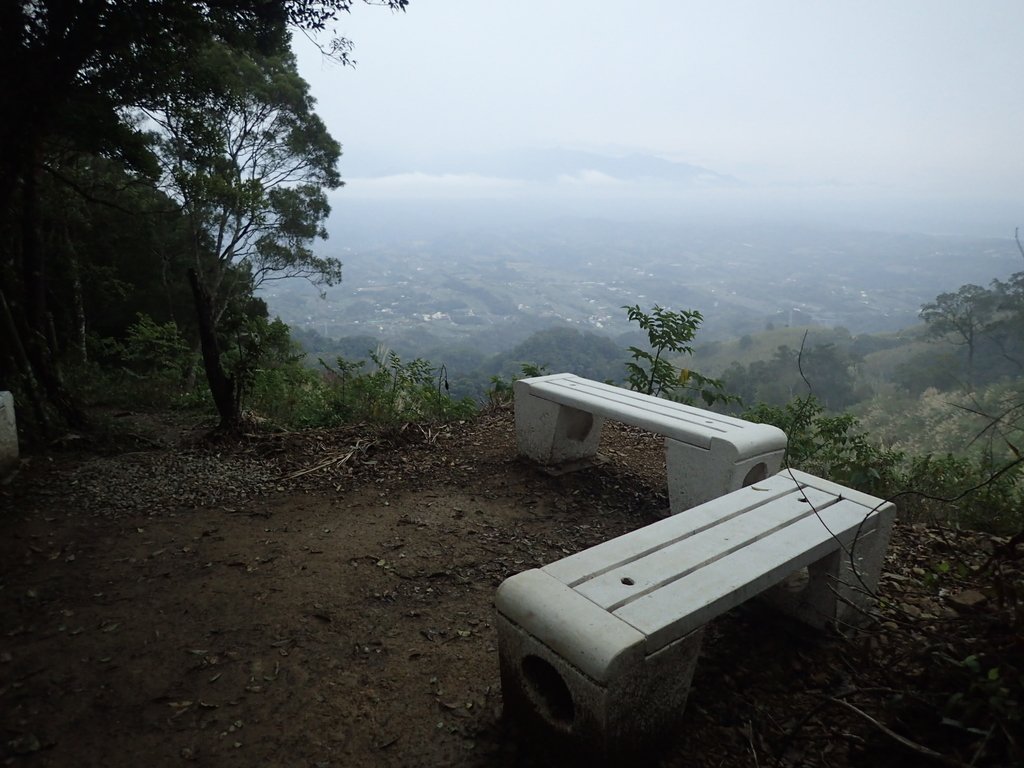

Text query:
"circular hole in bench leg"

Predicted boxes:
[[742, 462, 768, 486], [563, 409, 595, 442], [522, 655, 575, 729]]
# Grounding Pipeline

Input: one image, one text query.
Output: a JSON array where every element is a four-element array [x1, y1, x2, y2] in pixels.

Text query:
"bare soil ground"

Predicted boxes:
[[1, 407, 1020, 767]]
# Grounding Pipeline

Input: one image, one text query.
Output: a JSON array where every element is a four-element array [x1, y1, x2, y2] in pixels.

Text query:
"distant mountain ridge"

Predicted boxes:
[[447, 149, 739, 185], [344, 147, 739, 185]]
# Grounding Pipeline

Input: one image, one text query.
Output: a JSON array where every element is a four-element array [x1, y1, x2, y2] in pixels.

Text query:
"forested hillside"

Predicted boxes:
[[0, 0, 405, 434]]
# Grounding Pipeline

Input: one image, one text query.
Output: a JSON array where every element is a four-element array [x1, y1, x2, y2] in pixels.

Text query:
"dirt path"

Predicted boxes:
[[1, 408, 1018, 767]]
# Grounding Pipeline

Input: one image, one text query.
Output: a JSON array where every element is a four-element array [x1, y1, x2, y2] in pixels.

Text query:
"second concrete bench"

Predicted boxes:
[[514, 373, 787, 512]]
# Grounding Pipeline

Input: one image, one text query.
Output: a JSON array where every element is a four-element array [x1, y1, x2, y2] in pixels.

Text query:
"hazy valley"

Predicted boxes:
[[262, 213, 1023, 370]]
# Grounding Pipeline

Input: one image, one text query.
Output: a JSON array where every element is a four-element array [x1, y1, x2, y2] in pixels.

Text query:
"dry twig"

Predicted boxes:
[[278, 439, 375, 481], [829, 696, 969, 767]]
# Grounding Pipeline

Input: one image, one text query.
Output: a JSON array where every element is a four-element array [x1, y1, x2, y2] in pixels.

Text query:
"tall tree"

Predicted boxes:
[[0, 1, 284, 430], [919, 284, 994, 387], [0, 0, 407, 435], [982, 272, 1024, 375], [147, 42, 342, 429]]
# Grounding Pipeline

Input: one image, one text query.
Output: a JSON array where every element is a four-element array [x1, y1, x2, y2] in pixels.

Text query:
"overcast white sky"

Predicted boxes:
[[292, 1, 1024, 227]]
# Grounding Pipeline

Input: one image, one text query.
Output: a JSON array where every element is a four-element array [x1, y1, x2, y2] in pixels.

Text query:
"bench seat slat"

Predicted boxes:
[[571, 487, 840, 611], [544, 473, 803, 587], [524, 374, 773, 449], [615, 499, 879, 652]]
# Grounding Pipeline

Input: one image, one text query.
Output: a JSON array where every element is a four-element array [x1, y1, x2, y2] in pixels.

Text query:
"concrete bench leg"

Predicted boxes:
[[0, 392, 17, 480], [497, 611, 704, 760], [514, 393, 605, 465], [760, 509, 895, 629], [665, 437, 781, 513]]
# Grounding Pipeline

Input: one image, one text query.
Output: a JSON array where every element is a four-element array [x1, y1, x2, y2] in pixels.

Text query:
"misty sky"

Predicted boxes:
[[292, 1, 1024, 231]]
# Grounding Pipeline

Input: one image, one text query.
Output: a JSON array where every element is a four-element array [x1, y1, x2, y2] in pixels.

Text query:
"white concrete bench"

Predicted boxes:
[[495, 470, 895, 759], [514, 373, 788, 512], [0, 391, 17, 481]]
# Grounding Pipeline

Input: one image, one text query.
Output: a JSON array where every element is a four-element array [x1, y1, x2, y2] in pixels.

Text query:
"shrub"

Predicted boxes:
[[745, 395, 1024, 533], [623, 303, 737, 407], [70, 315, 198, 408], [743, 395, 903, 497], [485, 363, 549, 407], [321, 348, 476, 426]]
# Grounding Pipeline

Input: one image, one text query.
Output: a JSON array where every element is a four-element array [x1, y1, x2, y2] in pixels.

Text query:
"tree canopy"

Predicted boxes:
[[918, 275, 1024, 390], [0, 0, 407, 435]]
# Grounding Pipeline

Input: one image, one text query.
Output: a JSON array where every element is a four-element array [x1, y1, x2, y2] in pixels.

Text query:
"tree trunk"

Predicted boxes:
[[17, 161, 87, 431], [187, 267, 240, 431], [64, 225, 88, 364], [0, 287, 50, 432], [70, 258, 88, 363]]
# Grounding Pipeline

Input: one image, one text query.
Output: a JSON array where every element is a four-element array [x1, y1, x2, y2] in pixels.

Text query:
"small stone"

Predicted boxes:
[[948, 589, 987, 609], [8, 734, 41, 754], [901, 603, 922, 618], [809, 672, 829, 687]]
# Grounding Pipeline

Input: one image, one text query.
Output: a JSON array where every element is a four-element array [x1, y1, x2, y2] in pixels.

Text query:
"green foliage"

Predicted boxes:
[[945, 653, 1021, 744], [0, 1, 411, 435], [857, 382, 1024, 462], [151, 41, 342, 301], [245, 360, 331, 428], [722, 341, 866, 411], [223, 315, 299, 411], [486, 376, 514, 407], [485, 363, 549, 407], [148, 38, 343, 429], [174, 321, 485, 429], [65, 315, 197, 408], [623, 304, 736, 407], [491, 327, 623, 385], [915, 274, 1024, 391], [746, 394, 1024, 532], [921, 284, 992, 338], [854, 381, 1024, 530], [321, 349, 476, 426], [743, 396, 903, 496], [891, 349, 963, 394], [691, 326, 846, 375], [119, 314, 198, 405], [919, 284, 992, 387], [122, 314, 193, 377], [623, 303, 701, 396], [900, 453, 1024, 532]]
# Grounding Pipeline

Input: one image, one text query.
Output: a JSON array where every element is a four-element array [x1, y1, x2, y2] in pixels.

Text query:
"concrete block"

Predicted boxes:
[[495, 569, 703, 760], [0, 391, 17, 479], [665, 434, 782, 511], [514, 382, 605, 464]]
